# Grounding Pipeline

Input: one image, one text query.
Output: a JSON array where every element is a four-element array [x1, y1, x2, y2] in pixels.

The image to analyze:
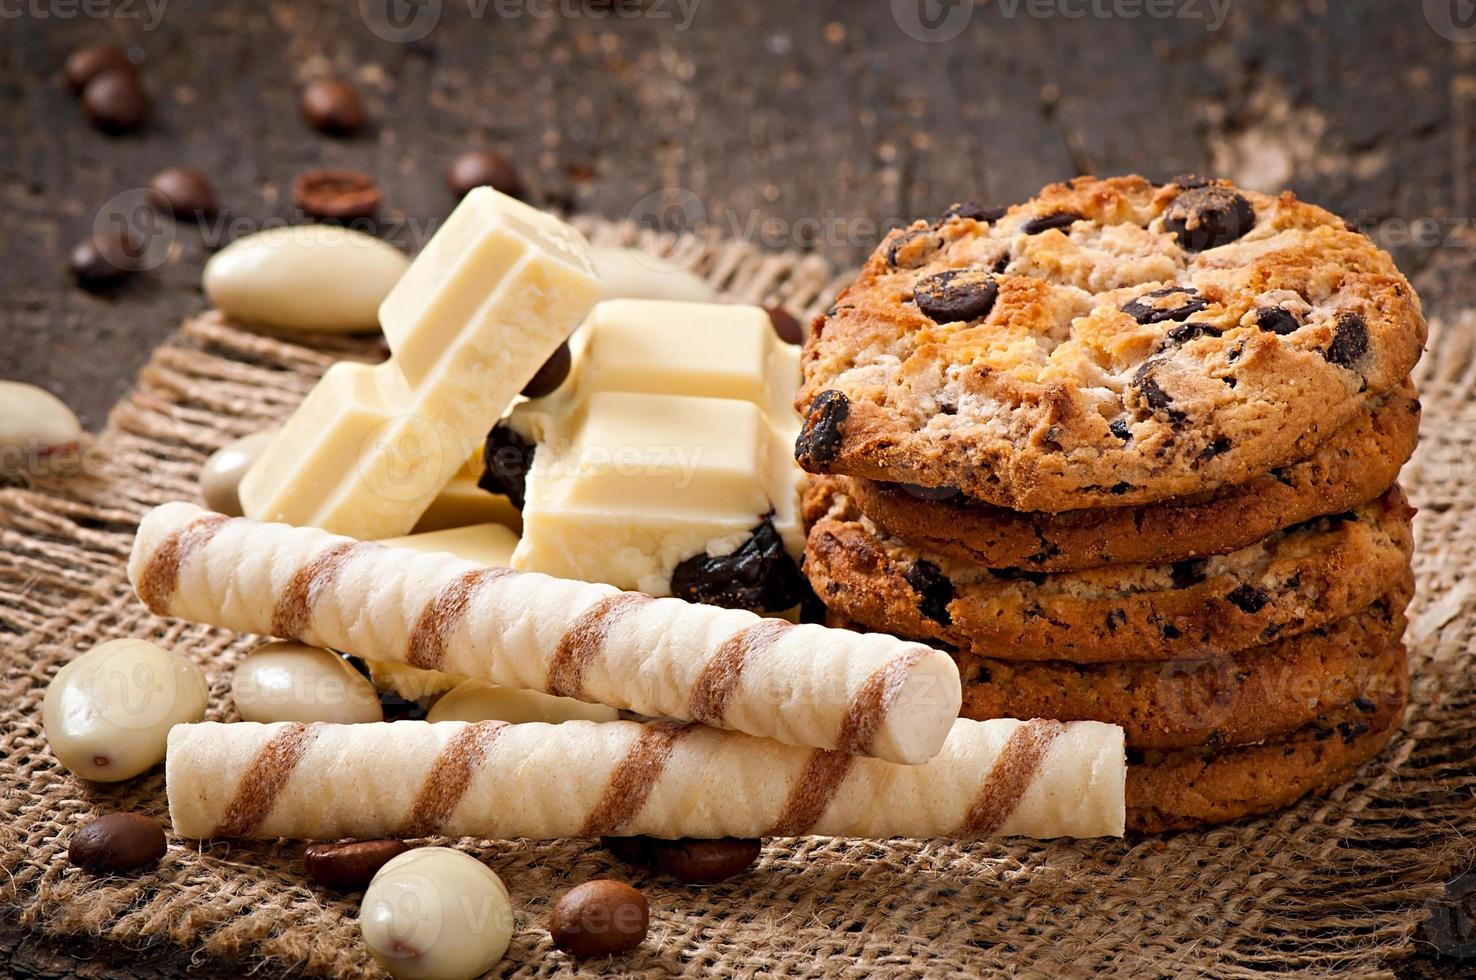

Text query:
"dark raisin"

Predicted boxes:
[[1225, 584, 1271, 614], [670, 517, 808, 612], [1121, 286, 1209, 325], [1109, 418, 1132, 441], [478, 423, 535, 508], [1255, 307, 1301, 335], [904, 560, 954, 625], [943, 202, 1007, 223], [1169, 559, 1207, 588], [1165, 322, 1222, 344], [1200, 436, 1232, 459], [1163, 186, 1255, 251], [1223, 376, 1237, 388], [913, 268, 999, 323], [1022, 211, 1081, 235], [795, 389, 849, 469], [1324, 311, 1369, 368], [886, 228, 943, 269]]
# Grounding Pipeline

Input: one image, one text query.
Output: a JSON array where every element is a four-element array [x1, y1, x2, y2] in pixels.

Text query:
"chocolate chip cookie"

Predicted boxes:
[[1127, 651, 1407, 832], [795, 175, 1426, 512], [803, 478, 1415, 662], [843, 384, 1418, 572]]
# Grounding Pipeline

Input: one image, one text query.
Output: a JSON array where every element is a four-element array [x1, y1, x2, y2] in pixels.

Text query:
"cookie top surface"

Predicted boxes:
[[796, 175, 1426, 512]]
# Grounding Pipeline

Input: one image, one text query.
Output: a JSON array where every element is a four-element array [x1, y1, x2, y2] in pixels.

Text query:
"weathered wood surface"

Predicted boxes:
[[1, 0, 1473, 975]]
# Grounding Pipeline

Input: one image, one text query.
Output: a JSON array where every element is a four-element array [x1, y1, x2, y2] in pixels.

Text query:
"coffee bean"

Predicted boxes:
[[69, 232, 138, 288], [305, 839, 409, 891], [1255, 307, 1301, 335], [82, 69, 150, 134], [670, 516, 808, 613], [447, 150, 522, 198], [65, 45, 135, 93], [602, 836, 658, 867], [549, 880, 649, 959], [1121, 286, 1208, 325], [69, 813, 166, 874], [943, 201, 1006, 223], [795, 389, 849, 470], [904, 559, 954, 625], [1163, 186, 1255, 251], [765, 306, 804, 345], [479, 423, 535, 508], [292, 168, 382, 220], [914, 268, 999, 323], [1022, 211, 1081, 235], [1324, 311, 1369, 369], [522, 341, 572, 398], [148, 167, 216, 218], [652, 838, 762, 884], [300, 79, 365, 136]]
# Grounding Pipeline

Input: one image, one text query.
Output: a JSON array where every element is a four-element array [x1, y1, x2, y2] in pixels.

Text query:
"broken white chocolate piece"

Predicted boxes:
[[166, 718, 1126, 840], [380, 522, 519, 567], [411, 469, 521, 535], [238, 189, 599, 540], [130, 502, 962, 764]]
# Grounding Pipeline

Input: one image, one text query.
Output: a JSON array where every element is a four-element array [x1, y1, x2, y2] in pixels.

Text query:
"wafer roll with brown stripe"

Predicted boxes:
[[130, 503, 962, 764], [166, 718, 1125, 840]]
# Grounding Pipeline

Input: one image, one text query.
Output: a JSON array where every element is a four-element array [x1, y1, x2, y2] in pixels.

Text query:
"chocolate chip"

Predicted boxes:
[[1106, 609, 1127, 631], [1163, 186, 1255, 251], [148, 167, 216, 218], [886, 228, 943, 269], [1270, 467, 1295, 487], [651, 838, 762, 884], [913, 268, 999, 323], [82, 69, 150, 134], [305, 839, 410, 891], [1324, 311, 1369, 368], [522, 341, 572, 398], [64, 45, 135, 93], [479, 423, 535, 508], [1225, 584, 1271, 613], [1200, 436, 1232, 459], [1161, 623, 1182, 639], [1131, 362, 1186, 423], [1022, 211, 1081, 235], [670, 516, 808, 612], [1165, 322, 1222, 344], [1109, 418, 1132, 441], [1169, 559, 1207, 588], [446, 149, 522, 198], [69, 813, 166, 874], [549, 880, 649, 959], [1170, 174, 1211, 190], [1254, 307, 1301, 335], [765, 306, 804, 345], [1354, 696, 1376, 712], [69, 232, 139, 288], [1338, 721, 1370, 744], [1109, 481, 1133, 495], [795, 389, 849, 469], [904, 560, 954, 625], [943, 202, 1006, 223], [300, 80, 366, 137], [292, 168, 382, 220], [975, 664, 993, 683], [1121, 286, 1209, 325], [991, 567, 1048, 586]]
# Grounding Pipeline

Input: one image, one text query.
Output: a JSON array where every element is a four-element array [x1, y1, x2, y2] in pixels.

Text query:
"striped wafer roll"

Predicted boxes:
[[130, 502, 962, 764], [166, 718, 1125, 840]]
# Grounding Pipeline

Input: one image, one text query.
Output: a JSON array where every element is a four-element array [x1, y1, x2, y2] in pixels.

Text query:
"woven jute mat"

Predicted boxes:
[[3, 221, 1474, 978]]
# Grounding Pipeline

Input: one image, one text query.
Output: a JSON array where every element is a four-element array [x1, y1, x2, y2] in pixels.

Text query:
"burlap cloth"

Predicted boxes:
[[3, 221, 1474, 979]]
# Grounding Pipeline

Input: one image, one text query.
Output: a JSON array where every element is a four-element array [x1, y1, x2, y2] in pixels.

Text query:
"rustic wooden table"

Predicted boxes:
[[2, 0, 1472, 975]]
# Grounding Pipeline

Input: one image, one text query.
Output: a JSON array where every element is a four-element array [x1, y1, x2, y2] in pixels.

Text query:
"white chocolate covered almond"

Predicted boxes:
[[231, 641, 382, 725]]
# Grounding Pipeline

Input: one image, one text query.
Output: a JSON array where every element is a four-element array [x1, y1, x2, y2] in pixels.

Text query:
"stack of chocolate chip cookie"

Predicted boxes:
[[794, 175, 1426, 833]]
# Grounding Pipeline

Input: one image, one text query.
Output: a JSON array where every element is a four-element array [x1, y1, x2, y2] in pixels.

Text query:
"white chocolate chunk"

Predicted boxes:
[[43, 639, 208, 782], [427, 679, 619, 724], [591, 245, 718, 303], [203, 225, 410, 333], [381, 522, 519, 567], [200, 430, 277, 517], [231, 641, 383, 725], [361, 847, 512, 980], [238, 190, 599, 539]]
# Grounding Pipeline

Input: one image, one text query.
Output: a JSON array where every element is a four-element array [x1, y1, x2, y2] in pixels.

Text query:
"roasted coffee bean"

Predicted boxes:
[[69, 813, 166, 874], [905, 560, 954, 625], [522, 341, 572, 398], [82, 69, 149, 134], [1121, 286, 1208, 325], [653, 838, 762, 884], [479, 423, 535, 508], [446, 149, 522, 198], [148, 167, 216, 217], [765, 306, 804, 345], [292, 168, 382, 220], [1022, 211, 1081, 235], [1255, 307, 1301, 335], [69, 232, 137, 288], [795, 389, 849, 469], [913, 268, 998, 323], [943, 201, 1006, 223], [886, 228, 943, 269], [602, 836, 658, 867], [65, 45, 134, 93], [670, 516, 808, 612], [300, 79, 365, 136], [1165, 322, 1221, 344], [305, 839, 410, 891], [549, 880, 649, 959], [1225, 584, 1271, 614], [1324, 311, 1369, 368], [1163, 186, 1255, 251]]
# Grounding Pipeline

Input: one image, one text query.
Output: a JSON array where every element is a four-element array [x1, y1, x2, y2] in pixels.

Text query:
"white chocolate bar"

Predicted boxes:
[[380, 522, 519, 568], [411, 459, 521, 535], [238, 189, 599, 540], [130, 503, 962, 764], [167, 718, 1126, 840]]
